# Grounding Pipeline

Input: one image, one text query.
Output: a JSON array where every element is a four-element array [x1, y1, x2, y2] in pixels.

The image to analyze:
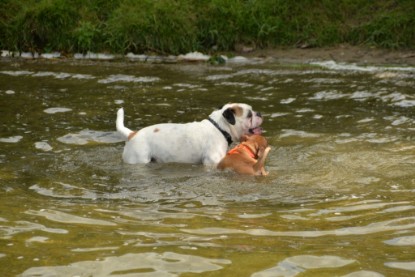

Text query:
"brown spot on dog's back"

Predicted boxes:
[[154, 128, 160, 133], [128, 131, 138, 141]]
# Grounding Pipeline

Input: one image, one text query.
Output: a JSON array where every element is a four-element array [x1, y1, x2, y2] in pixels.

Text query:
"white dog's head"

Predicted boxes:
[[210, 103, 263, 142]]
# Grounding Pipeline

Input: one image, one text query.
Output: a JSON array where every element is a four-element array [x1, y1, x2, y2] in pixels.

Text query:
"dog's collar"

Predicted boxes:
[[227, 144, 257, 159], [207, 117, 233, 146]]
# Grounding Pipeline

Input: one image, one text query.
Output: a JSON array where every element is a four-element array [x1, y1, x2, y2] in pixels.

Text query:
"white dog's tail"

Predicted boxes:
[[116, 108, 133, 139]]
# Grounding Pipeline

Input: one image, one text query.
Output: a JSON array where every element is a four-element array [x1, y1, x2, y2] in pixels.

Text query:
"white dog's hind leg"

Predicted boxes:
[[122, 137, 152, 164], [116, 108, 133, 139]]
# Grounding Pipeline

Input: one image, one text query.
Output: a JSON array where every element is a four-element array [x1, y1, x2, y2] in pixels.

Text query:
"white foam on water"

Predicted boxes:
[[57, 130, 124, 145], [178, 51, 210, 61], [181, 216, 415, 238], [21, 252, 230, 276], [205, 74, 234, 81], [219, 81, 254, 87], [227, 56, 249, 63], [380, 205, 415, 213], [2, 70, 95, 80], [97, 74, 160, 84], [384, 115, 414, 127], [41, 52, 61, 59], [26, 209, 116, 226], [342, 270, 384, 277], [34, 142, 53, 152], [238, 213, 272, 219], [252, 255, 355, 277], [358, 118, 375, 123], [31, 71, 71, 79], [270, 112, 289, 118], [350, 91, 376, 101], [125, 53, 147, 61], [384, 235, 415, 246], [26, 236, 49, 244], [71, 74, 95, 80], [309, 90, 346, 100], [280, 97, 296, 104], [32, 71, 58, 77], [280, 129, 321, 138], [381, 92, 407, 102], [43, 107, 72, 114], [206, 68, 280, 82], [260, 87, 274, 91], [75, 52, 116, 60], [375, 72, 399, 79], [0, 136, 23, 143], [390, 116, 411, 126], [303, 77, 343, 84], [385, 261, 415, 272], [311, 60, 415, 73], [245, 96, 269, 101], [394, 99, 415, 107], [0, 70, 33, 76], [309, 89, 415, 110], [296, 108, 314, 113], [336, 133, 399, 144], [173, 83, 200, 89], [71, 246, 119, 252]]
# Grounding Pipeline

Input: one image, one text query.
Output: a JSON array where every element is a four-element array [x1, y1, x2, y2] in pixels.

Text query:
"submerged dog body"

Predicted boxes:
[[217, 134, 271, 175], [116, 103, 263, 165]]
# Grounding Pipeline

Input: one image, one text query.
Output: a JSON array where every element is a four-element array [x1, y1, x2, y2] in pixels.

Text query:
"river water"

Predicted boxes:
[[0, 57, 414, 276]]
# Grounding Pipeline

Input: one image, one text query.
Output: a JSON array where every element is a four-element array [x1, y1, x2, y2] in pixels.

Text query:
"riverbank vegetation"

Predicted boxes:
[[1, 0, 414, 55]]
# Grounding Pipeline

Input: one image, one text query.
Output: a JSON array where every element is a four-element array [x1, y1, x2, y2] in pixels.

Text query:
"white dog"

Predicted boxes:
[[116, 103, 263, 165]]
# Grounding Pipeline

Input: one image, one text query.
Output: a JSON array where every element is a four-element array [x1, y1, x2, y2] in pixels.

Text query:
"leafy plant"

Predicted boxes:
[[105, 0, 197, 54], [13, 0, 78, 52], [73, 21, 99, 53], [0, 0, 413, 54]]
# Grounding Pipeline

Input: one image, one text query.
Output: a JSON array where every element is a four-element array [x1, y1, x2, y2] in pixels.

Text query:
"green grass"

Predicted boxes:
[[1, 0, 414, 55]]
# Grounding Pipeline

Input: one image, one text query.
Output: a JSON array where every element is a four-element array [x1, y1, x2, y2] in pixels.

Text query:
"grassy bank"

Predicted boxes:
[[1, 0, 414, 55]]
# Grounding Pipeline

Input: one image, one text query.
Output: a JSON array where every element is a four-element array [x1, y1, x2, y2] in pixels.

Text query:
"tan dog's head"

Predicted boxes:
[[210, 103, 263, 142], [241, 134, 268, 155]]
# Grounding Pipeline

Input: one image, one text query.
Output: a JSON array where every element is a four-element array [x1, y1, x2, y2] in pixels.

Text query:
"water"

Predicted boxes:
[[0, 58, 414, 277]]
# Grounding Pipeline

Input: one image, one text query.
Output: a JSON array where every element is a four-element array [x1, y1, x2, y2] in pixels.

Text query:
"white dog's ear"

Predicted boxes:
[[222, 108, 236, 125]]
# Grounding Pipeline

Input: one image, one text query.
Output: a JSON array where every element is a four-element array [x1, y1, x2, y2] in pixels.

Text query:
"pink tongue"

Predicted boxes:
[[250, 127, 263, 135]]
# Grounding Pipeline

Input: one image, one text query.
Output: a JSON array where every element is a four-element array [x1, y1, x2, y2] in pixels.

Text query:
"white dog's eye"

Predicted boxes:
[[247, 111, 253, 118]]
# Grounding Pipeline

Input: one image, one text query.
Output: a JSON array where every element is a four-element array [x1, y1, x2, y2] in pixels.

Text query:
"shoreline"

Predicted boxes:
[[249, 45, 415, 66], [2, 45, 415, 66]]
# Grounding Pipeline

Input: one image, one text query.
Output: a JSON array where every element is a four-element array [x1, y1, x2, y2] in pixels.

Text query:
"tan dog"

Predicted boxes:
[[217, 135, 271, 176]]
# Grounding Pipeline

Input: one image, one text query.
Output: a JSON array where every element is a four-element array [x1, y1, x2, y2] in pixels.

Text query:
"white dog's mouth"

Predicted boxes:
[[249, 127, 263, 135], [248, 112, 263, 135]]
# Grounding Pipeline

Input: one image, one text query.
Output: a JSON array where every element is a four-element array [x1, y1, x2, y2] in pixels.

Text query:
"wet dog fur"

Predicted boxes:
[[217, 134, 271, 176]]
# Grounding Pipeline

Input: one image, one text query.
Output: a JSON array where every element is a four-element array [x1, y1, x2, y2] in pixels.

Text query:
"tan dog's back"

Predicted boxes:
[[217, 135, 271, 176]]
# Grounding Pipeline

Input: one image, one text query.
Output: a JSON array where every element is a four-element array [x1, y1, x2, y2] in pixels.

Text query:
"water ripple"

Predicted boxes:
[[26, 209, 116, 226], [21, 252, 231, 276], [252, 255, 355, 277], [182, 216, 415, 238]]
